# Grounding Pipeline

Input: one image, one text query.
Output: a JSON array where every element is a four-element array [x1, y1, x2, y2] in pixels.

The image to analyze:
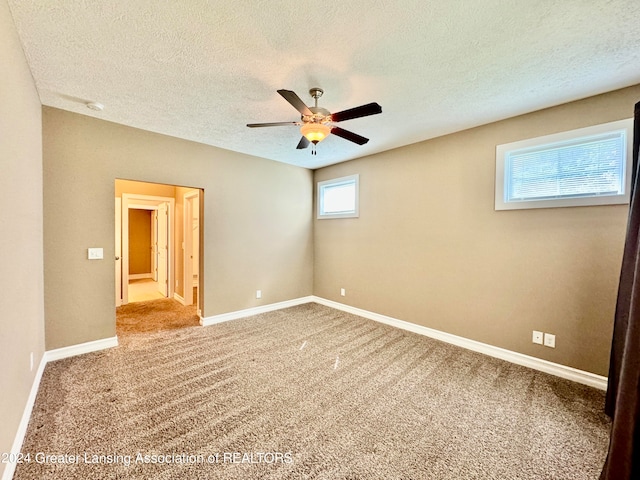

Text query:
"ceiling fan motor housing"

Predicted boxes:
[[303, 106, 332, 125]]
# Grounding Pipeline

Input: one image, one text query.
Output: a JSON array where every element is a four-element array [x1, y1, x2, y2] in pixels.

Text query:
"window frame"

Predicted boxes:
[[317, 174, 360, 219], [495, 118, 633, 211]]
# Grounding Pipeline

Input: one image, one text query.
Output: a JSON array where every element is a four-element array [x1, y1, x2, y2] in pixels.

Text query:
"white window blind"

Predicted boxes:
[[506, 132, 625, 201], [495, 119, 632, 210], [317, 174, 359, 219], [322, 182, 356, 214]]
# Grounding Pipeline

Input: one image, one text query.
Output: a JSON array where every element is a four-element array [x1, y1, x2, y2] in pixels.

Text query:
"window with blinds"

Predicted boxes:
[[495, 119, 633, 210], [317, 174, 359, 219]]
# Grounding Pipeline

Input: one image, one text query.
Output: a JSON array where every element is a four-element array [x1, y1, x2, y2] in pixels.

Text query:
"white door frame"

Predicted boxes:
[[183, 190, 201, 309], [115, 197, 122, 307], [121, 194, 175, 305]]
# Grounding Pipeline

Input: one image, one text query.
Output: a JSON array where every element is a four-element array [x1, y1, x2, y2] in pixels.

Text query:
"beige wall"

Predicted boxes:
[[128, 209, 152, 274], [314, 84, 640, 376], [0, 1, 46, 477], [44, 108, 314, 349]]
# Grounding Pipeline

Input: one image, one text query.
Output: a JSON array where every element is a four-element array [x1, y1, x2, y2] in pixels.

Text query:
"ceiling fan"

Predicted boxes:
[[247, 88, 382, 155]]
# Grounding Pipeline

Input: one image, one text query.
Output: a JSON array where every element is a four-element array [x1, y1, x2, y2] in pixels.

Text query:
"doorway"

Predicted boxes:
[[127, 204, 169, 302], [120, 193, 175, 305], [114, 180, 204, 335]]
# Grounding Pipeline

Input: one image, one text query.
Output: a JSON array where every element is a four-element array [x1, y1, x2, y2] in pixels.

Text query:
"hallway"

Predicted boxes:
[[128, 278, 165, 303]]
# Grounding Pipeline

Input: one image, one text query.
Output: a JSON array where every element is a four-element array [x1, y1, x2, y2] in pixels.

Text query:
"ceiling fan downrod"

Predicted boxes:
[[309, 87, 323, 108]]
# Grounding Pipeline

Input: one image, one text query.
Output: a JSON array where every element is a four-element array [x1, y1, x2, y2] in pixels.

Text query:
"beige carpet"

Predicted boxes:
[[116, 298, 200, 335], [15, 303, 609, 479]]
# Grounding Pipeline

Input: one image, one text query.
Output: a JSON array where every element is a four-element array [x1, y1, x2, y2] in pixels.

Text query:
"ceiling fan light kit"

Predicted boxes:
[[301, 122, 331, 144], [247, 87, 382, 155]]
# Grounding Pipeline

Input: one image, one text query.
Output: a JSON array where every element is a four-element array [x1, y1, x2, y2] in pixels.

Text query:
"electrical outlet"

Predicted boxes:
[[256, 290, 262, 299], [544, 333, 556, 348], [532, 331, 543, 345], [340, 288, 346, 297]]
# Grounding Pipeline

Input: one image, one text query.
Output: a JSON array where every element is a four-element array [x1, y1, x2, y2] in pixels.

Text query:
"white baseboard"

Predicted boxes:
[[199, 295, 606, 389], [3, 336, 119, 480], [45, 336, 119, 362], [311, 296, 608, 390], [173, 293, 185, 305], [2, 355, 47, 480], [200, 296, 315, 326]]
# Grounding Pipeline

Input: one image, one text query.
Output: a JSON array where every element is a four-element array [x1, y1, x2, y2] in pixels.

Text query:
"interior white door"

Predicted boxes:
[[183, 197, 193, 306], [151, 210, 158, 281], [192, 195, 200, 312], [115, 197, 122, 307], [192, 197, 199, 280], [157, 202, 168, 296], [183, 192, 200, 308]]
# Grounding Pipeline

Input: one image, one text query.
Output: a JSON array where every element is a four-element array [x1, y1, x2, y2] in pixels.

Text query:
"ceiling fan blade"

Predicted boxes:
[[296, 136, 310, 149], [331, 102, 382, 123], [277, 89, 313, 116], [246, 121, 298, 128], [331, 127, 369, 145]]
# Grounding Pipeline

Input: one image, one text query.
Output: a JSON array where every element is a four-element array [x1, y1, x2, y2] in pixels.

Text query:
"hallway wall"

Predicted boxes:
[[44, 109, 313, 349], [0, 1, 46, 477]]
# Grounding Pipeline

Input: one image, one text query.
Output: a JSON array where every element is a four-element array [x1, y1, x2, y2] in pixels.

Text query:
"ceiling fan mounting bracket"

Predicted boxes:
[[309, 87, 324, 100]]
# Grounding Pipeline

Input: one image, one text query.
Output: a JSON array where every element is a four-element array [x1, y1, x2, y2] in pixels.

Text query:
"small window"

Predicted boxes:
[[495, 119, 633, 210], [317, 174, 359, 219]]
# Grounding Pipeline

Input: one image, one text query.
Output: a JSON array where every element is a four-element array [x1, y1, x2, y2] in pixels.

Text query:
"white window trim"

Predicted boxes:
[[317, 174, 360, 219], [495, 118, 633, 211]]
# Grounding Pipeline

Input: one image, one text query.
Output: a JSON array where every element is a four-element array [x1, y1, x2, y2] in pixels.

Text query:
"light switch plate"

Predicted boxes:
[[88, 248, 104, 260]]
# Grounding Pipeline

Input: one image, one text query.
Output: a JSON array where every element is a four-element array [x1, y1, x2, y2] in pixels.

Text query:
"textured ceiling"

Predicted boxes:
[[8, 0, 640, 169]]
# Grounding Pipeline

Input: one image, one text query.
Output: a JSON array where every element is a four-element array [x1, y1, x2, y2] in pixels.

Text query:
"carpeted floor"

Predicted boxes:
[[115, 297, 200, 335], [14, 303, 610, 479]]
